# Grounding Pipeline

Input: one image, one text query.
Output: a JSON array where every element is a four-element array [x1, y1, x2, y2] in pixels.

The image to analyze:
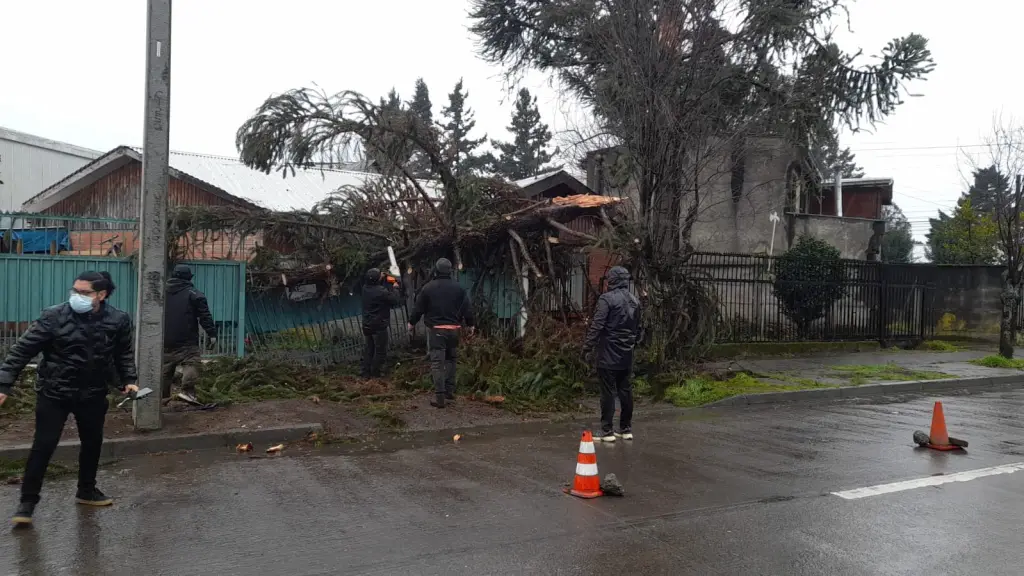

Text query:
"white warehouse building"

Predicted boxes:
[[0, 126, 100, 213]]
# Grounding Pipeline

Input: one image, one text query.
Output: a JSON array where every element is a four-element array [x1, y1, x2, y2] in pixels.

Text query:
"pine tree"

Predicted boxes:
[[407, 78, 435, 178], [881, 204, 915, 263], [364, 88, 413, 174], [489, 88, 557, 180], [440, 79, 488, 178]]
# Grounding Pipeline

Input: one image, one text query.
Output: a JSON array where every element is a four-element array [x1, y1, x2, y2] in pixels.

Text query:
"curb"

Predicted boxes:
[[0, 423, 323, 462], [706, 375, 1024, 408]]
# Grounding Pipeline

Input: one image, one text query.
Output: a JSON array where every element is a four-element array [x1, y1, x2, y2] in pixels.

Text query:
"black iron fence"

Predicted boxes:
[[683, 252, 935, 344]]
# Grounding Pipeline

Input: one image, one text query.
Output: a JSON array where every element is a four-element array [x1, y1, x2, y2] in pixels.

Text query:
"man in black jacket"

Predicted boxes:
[[583, 266, 642, 443], [408, 258, 475, 408], [361, 268, 401, 378], [0, 271, 138, 527], [163, 264, 217, 404]]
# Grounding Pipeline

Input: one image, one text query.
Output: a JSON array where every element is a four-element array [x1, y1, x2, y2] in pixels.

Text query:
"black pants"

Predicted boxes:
[[598, 368, 633, 434], [361, 329, 389, 378], [21, 393, 108, 504], [429, 328, 459, 397]]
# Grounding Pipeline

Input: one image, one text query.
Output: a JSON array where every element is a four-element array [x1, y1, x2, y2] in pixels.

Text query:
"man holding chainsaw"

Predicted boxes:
[[361, 268, 401, 378], [408, 258, 475, 408]]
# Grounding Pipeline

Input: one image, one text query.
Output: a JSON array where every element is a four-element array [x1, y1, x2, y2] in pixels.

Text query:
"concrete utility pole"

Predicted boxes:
[[134, 0, 172, 431]]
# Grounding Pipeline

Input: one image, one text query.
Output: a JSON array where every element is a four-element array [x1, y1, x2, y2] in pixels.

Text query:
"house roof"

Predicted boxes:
[[0, 126, 102, 160], [21, 146, 382, 213], [513, 169, 593, 198]]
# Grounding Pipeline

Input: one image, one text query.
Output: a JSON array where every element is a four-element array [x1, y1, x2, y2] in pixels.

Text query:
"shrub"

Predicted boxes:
[[772, 236, 846, 337]]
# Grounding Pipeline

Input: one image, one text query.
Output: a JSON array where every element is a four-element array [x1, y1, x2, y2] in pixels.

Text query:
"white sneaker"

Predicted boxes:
[[593, 431, 616, 442], [614, 430, 634, 440]]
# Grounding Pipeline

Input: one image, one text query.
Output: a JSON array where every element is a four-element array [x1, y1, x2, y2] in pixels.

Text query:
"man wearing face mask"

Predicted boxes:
[[163, 264, 217, 405], [0, 271, 138, 527]]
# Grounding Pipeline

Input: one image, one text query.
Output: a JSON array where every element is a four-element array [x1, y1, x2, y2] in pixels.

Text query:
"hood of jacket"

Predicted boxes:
[[606, 266, 631, 291], [167, 277, 194, 296]]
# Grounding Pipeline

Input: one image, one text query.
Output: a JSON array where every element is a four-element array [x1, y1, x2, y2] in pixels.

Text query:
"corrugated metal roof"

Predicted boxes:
[[150, 149, 375, 211]]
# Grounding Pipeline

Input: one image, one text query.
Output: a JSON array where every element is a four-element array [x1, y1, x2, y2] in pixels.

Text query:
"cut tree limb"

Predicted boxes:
[[508, 229, 543, 278], [545, 218, 598, 243]]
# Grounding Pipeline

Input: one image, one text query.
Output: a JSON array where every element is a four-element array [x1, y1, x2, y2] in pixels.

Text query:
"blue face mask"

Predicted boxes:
[[69, 293, 95, 313]]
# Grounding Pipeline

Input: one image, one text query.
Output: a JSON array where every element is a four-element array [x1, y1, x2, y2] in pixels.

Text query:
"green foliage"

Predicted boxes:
[[830, 363, 953, 385], [882, 204, 915, 263], [195, 357, 369, 405], [441, 78, 489, 178], [772, 236, 846, 336], [662, 373, 801, 407], [919, 340, 962, 352], [0, 459, 77, 482], [812, 126, 864, 179], [926, 196, 999, 264], [454, 319, 591, 412], [489, 88, 557, 180], [407, 78, 435, 178], [970, 355, 1024, 369]]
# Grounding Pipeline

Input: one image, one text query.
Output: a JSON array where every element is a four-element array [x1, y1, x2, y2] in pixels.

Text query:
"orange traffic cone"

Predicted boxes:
[[925, 401, 962, 451], [567, 431, 603, 498]]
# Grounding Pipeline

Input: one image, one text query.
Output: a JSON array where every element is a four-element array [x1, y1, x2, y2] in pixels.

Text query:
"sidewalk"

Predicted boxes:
[[709, 348, 1020, 385]]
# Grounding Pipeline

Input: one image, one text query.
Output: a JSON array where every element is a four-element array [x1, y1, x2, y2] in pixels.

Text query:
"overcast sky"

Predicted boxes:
[[2, 0, 1021, 257]]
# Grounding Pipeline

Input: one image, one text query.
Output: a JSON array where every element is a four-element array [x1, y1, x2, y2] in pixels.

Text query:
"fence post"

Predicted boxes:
[[877, 264, 889, 347], [236, 261, 247, 357]]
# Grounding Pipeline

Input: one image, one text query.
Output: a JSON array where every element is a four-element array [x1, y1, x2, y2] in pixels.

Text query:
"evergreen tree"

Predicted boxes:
[[365, 88, 413, 174], [407, 78, 435, 178], [489, 88, 557, 180], [812, 126, 864, 180], [881, 204, 915, 263], [440, 79, 488, 178], [926, 196, 998, 264], [965, 165, 1010, 216], [408, 78, 433, 125]]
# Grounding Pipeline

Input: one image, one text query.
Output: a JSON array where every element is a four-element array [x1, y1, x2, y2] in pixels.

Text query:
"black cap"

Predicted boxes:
[[172, 264, 192, 280]]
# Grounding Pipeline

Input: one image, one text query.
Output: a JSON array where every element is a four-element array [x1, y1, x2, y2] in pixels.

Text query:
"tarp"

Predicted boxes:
[[9, 228, 71, 253]]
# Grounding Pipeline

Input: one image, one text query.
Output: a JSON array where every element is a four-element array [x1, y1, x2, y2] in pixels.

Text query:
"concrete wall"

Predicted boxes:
[[585, 140, 878, 259], [789, 214, 877, 260]]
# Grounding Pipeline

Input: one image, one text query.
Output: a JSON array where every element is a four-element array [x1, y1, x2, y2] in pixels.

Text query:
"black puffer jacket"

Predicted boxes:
[[409, 274, 475, 328], [361, 269, 401, 333], [0, 302, 138, 400], [583, 266, 642, 370], [164, 278, 217, 349]]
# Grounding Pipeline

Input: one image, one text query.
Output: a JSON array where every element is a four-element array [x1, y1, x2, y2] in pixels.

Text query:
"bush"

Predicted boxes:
[[772, 236, 846, 337]]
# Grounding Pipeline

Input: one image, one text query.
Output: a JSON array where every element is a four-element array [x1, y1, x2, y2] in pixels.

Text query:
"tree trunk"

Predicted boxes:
[[999, 276, 1017, 359]]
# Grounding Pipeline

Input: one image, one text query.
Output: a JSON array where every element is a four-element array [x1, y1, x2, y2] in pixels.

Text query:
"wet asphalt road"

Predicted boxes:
[[3, 390, 1024, 575]]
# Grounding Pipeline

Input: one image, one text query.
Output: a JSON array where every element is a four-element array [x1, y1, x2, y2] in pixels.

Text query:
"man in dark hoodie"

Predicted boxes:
[[408, 258, 475, 408], [163, 264, 217, 404], [583, 266, 642, 443], [361, 268, 401, 378]]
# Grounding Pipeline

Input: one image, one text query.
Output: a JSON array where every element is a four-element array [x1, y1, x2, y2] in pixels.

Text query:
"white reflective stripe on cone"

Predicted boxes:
[[575, 462, 599, 476], [578, 442, 596, 454]]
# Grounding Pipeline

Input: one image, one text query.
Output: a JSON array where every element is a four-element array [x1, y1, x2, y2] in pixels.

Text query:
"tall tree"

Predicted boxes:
[[407, 78, 435, 178], [971, 120, 1024, 358], [489, 88, 557, 180], [440, 79, 488, 178], [926, 197, 998, 265], [365, 88, 413, 174], [966, 165, 1010, 216], [813, 127, 864, 180], [881, 204, 914, 263], [471, 0, 934, 360]]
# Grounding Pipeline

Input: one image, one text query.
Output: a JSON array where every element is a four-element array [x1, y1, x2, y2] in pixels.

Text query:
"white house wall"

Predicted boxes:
[[0, 129, 100, 212]]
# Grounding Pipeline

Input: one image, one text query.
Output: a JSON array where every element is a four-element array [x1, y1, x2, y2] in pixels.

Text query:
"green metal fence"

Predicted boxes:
[[0, 254, 245, 359]]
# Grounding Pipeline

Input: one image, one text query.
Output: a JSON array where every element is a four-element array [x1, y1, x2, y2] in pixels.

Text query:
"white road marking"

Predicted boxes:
[[832, 462, 1024, 500]]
